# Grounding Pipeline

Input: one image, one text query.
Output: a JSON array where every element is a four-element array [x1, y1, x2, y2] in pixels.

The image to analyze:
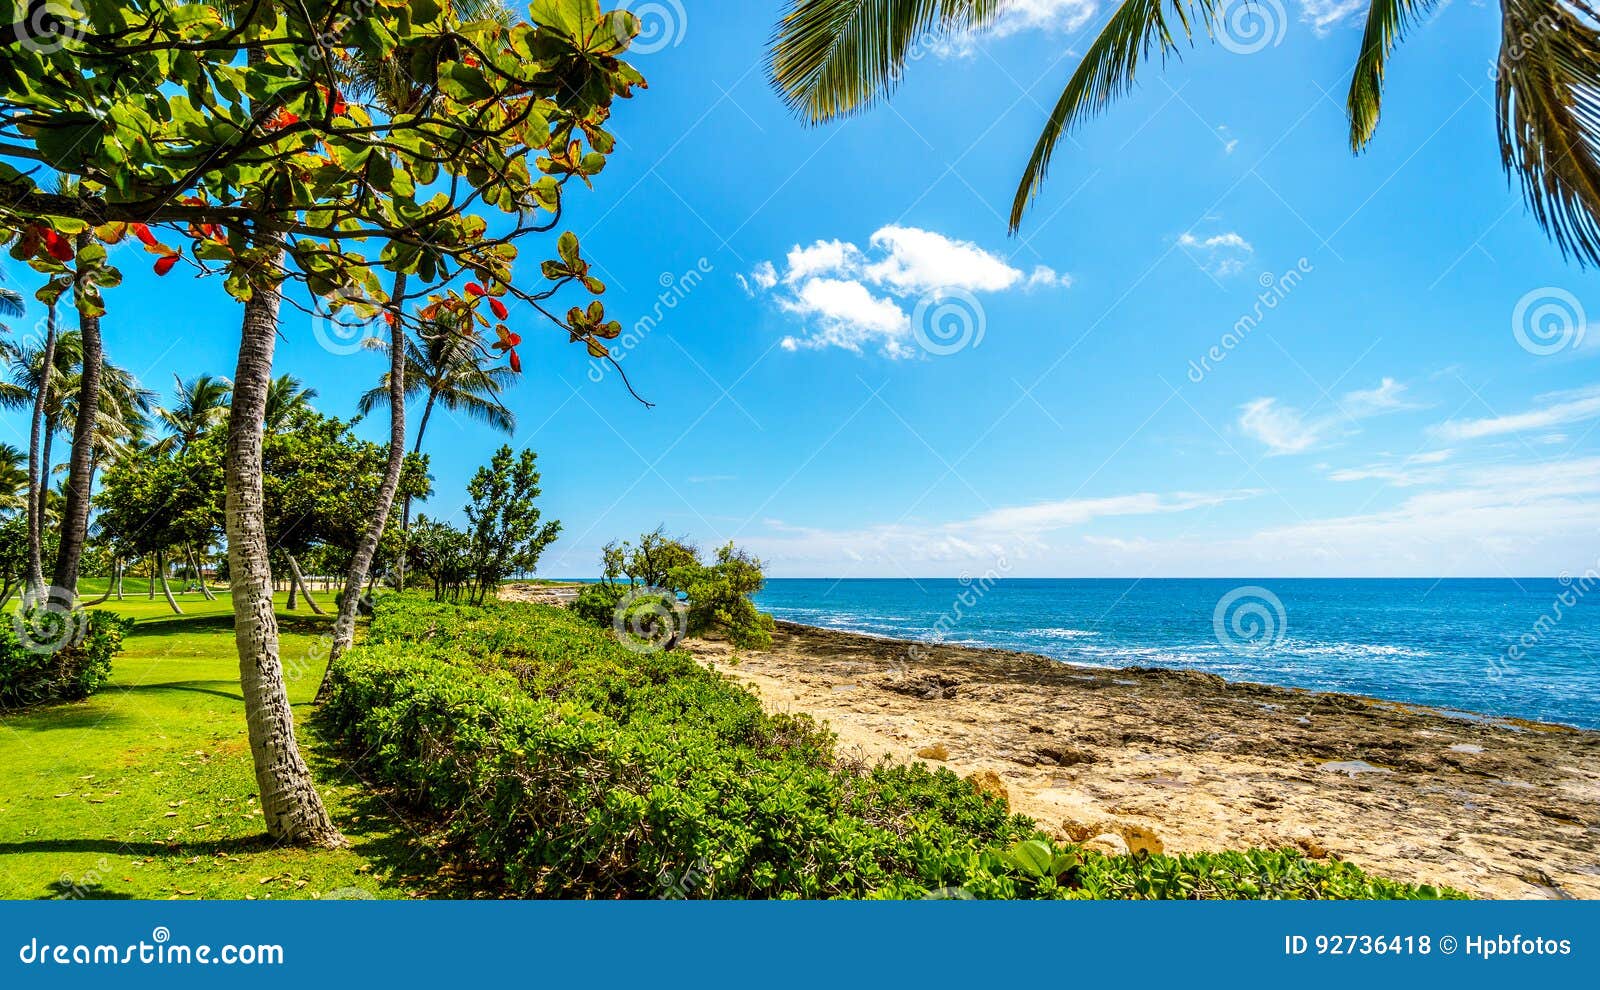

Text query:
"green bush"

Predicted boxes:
[[324, 594, 1464, 900], [0, 608, 132, 710]]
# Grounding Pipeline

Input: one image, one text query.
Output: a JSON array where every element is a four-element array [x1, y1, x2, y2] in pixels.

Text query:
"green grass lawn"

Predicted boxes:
[[0, 580, 436, 900]]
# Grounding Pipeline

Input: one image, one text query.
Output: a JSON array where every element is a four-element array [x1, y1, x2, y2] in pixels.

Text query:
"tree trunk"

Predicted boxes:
[[24, 304, 58, 605], [285, 565, 297, 610], [114, 562, 124, 600], [147, 557, 157, 599], [285, 552, 324, 615], [51, 259, 104, 599], [320, 273, 409, 700], [226, 261, 342, 847], [82, 560, 116, 607], [394, 389, 438, 594], [155, 550, 182, 615], [188, 546, 216, 600]]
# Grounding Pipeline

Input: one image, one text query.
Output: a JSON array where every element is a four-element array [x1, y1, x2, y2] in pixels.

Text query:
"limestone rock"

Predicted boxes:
[[967, 770, 1008, 804], [916, 743, 950, 761]]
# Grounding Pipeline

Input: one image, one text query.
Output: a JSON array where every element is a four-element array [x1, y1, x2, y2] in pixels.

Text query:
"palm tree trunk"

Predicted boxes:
[[321, 274, 409, 699], [147, 556, 156, 599], [51, 263, 103, 599], [227, 257, 342, 847], [114, 562, 124, 600], [155, 550, 182, 614], [285, 552, 325, 615], [188, 546, 216, 600], [394, 390, 437, 594], [82, 560, 116, 607], [24, 304, 58, 604]]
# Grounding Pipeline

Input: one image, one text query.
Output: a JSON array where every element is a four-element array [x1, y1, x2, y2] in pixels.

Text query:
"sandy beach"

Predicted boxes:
[[681, 620, 1600, 900]]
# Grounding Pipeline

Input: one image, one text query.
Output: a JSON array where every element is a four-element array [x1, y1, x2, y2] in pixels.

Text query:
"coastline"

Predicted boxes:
[[687, 620, 1600, 900]]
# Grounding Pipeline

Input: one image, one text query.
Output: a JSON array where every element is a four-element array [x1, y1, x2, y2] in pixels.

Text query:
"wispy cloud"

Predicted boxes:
[[1239, 379, 1419, 455], [1436, 386, 1600, 441]]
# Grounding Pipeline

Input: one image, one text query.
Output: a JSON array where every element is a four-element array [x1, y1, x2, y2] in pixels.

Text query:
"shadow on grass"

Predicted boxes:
[[37, 881, 135, 900], [117, 612, 334, 640], [113, 681, 244, 703], [1, 707, 128, 732], [0, 836, 277, 859]]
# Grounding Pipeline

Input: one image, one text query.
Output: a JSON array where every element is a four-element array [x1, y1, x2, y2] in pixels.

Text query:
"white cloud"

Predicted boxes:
[[865, 225, 1032, 294], [988, 0, 1100, 36], [1298, 0, 1366, 34], [747, 225, 1069, 357], [1436, 386, 1600, 441], [1239, 398, 1326, 455], [928, 0, 1100, 56], [746, 486, 1254, 570], [1178, 229, 1253, 277], [1326, 449, 1453, 487], [1239, 379, 1419, 455], [1342, 377, 1418, 416]]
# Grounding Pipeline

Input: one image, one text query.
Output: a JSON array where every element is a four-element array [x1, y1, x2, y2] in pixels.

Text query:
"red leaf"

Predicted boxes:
[[465, 282, 486, 297], [489, 298, 509, 320], [153, 255, 179, 276], [132, 223, 157, 247], [508, 350, 521, 373], [44, 231, 74, 263]]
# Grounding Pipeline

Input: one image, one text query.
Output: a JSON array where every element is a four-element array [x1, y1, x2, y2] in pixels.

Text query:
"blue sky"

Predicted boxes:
[[8, 0, 1600, 578]]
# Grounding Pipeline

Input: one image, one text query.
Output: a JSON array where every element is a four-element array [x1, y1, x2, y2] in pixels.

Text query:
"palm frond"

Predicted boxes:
[[769, 0, 1002, 122], [1496, 0, 1600, 266], [439, 389, 516, 434], [1348, 0, 1438, 152], [0, 286, 23, 320], [1011, 0, 1199, 231]]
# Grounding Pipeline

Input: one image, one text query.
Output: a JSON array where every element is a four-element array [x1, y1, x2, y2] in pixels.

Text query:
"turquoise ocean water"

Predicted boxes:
[[752, 578, 1600, 729]]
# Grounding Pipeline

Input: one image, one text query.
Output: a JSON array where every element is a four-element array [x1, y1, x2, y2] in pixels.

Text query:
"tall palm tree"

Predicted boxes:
[[768, 0, 1600, 263], [153, 373, 232, 454], [263, 373, 318, 431]]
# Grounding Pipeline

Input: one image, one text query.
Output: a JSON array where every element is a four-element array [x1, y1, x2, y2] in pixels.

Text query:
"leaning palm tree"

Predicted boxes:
[[769, 0, 1600, 263], [152, 373, 231, 454]]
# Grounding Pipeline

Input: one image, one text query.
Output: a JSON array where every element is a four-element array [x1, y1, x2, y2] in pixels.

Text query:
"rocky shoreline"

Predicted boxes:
[[687, 620, 1600, 899]]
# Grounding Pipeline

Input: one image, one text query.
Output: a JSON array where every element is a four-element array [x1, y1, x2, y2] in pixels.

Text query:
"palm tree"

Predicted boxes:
[[153, 373, 232, 454], [0, 443, 28, 514], [357, 327, 517, 455], [263, 374, 318, 431], [768, 0, 1600, 263]]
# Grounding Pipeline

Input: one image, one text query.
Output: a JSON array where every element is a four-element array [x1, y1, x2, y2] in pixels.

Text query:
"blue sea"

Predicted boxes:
[[752, 578, 1600, 730]]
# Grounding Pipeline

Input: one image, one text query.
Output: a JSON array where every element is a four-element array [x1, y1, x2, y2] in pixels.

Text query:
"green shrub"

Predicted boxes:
[[0, 608, 132, 710], [325, 594, 1464, 900]]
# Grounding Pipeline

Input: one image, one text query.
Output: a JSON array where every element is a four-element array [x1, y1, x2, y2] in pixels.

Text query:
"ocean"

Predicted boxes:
[[752, 578, 1600, 730]]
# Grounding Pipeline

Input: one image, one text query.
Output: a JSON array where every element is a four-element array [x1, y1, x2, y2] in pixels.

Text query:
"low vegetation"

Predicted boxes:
[[0, 608, 129, 711], [324, 594, 1464, 900]]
